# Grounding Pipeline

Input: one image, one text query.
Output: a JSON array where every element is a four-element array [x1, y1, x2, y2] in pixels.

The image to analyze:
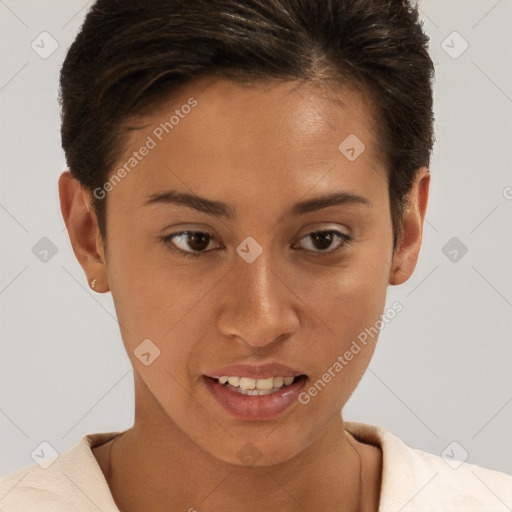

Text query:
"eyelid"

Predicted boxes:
[[160, 230, 222, 258], [294, 229, 352, 256]]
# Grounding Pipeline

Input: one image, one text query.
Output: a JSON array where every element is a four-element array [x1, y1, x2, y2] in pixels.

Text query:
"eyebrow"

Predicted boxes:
[[141, 189, 371, 219]]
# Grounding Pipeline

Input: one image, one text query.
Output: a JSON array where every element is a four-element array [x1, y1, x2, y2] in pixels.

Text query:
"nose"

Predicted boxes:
[[216, 248, 300, 348]]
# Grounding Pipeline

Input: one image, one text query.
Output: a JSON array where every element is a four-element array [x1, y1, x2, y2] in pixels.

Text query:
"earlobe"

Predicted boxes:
[[58, 170, 109, 293], [388, 167, 430, 286]]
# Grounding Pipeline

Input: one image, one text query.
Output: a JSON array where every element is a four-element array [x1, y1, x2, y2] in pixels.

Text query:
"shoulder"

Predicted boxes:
[[345, 421, 512, 512], [0, 432, 122, 512]]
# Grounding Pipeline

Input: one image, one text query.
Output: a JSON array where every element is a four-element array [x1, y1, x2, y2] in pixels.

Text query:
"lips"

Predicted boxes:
[[202, 373, 309, 420], [203, 362, 308, 380]]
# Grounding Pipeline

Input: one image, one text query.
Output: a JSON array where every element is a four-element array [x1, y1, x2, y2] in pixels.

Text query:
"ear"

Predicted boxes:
[[58, 170, 109, 293], [389, 167, 430, 286]]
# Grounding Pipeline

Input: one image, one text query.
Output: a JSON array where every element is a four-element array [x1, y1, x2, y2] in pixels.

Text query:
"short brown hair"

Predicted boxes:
[[59, 0, 435, 255]]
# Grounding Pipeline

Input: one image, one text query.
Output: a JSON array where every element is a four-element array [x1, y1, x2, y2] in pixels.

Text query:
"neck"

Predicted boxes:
[[107, 425, 363, 512]]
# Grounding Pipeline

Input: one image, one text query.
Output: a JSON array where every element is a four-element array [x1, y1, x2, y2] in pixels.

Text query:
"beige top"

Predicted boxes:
[[1, 421, 511, 511]]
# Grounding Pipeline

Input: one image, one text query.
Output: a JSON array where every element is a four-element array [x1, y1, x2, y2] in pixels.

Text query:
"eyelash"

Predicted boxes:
[[160, 229, 352, 259]]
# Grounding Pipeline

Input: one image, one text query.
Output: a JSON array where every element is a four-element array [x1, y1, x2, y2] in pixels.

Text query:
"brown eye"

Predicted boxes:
[[161, 231, 221, 258], [294, 230, 352, 255]]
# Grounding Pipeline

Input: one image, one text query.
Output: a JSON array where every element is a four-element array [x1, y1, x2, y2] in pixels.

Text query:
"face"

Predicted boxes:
[[62, 76, 428, 467]]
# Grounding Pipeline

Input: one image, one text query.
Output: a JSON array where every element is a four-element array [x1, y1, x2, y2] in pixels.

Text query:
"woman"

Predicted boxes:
[[1, 0, 511, 511]]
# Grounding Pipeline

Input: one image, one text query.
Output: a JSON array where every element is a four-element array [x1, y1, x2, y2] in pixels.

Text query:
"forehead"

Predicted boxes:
[[109, 76, 384, 208], [145, 75, 378, 146]]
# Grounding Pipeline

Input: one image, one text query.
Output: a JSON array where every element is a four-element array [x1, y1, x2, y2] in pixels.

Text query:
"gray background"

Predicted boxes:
[[1, 0, 511, 477]]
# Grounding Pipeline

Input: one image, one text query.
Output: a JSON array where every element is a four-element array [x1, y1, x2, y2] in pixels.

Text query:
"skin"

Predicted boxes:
[[59, 76, 429, 512]]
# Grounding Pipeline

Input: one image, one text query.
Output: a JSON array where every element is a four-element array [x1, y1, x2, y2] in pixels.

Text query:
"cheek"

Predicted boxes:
[[105, 250, 179, 369], [298, 279, 385, 412], [310, 278, 384, 377], [107, 247, 211, 385], [109, 268, 203, 412], [303, 245, 390, 333], [297, 243, 390, 389]]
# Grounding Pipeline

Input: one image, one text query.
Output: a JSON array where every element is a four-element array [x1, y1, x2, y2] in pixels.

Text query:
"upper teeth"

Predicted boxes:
[[218, 376, 296, 390]]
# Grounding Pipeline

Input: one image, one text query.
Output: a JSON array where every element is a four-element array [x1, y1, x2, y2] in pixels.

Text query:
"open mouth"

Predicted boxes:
[[202, 373, 309, 420], [205, 374, 308, 396]]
